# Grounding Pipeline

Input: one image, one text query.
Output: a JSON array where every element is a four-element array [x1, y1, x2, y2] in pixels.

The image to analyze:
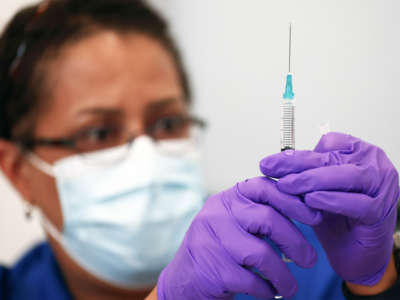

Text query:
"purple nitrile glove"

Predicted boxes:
[[157, 177, 321, 300], [260, 132, 400, 286]]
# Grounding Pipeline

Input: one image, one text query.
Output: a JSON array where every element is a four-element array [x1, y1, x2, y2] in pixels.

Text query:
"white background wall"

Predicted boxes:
[[1, 0, 399, 265]]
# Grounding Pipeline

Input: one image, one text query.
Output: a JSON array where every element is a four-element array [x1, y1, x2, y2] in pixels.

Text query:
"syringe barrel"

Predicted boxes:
[[280, 100, 295, 151]]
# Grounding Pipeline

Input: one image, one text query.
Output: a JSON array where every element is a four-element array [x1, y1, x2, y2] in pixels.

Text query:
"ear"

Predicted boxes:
[[0, 139, 34, 204]]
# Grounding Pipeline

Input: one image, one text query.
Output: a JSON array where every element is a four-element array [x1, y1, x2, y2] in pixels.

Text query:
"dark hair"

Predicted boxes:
[[0, 0, 191, 140]]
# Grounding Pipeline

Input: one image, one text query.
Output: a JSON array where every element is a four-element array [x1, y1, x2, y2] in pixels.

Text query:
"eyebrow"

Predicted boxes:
[[77, 108, 122, 115], [145, 98, 181, 115], [76, 98, 181, 116]]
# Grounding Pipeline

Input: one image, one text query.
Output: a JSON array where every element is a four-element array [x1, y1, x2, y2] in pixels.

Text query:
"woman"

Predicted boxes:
[[0, 1, 398, 299]]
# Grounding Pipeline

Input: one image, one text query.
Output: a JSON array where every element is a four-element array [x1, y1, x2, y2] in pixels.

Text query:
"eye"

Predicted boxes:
[[75, 125, 122, 152], [85, 127, 115, 142], [160, 117, 184, 130], [151, 115, 190, 140]]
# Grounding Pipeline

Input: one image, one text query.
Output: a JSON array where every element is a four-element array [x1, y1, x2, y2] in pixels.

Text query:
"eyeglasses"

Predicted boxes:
[[16, 114, 207, 163]]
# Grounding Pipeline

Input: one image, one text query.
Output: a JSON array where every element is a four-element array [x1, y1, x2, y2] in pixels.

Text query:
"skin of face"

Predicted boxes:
[[0, 30, 187, 300]]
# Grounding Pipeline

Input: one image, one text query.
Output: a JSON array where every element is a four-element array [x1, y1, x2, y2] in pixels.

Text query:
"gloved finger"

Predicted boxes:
[[188, 235, 280, 300], [304, 191, 381, 225], [314, 132, 355, 153], [260, 133, 358, 178], [277, 164, 379, 196], [222, 262, 283, 300], [237, 177, 322, 226], [259, 150, 342, 178], [227, 188, 317, 268], [218, 224, 298, 298]]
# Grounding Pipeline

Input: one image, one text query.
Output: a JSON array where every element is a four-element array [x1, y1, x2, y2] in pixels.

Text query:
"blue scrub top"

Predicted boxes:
[[0, 221, 345, 300], [0, 242, 73, 300]]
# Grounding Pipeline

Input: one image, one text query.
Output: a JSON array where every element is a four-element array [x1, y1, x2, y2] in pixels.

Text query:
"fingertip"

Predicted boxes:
[[309, 210, 323, 226], [283, 195, 322, 226], [266, 267, 298, 299], [304, 192, 330, 212], [289, 242, 318, 270], [239, 271, 277, 300], [259, 154, 283, 177], [303, 246, 318, 269], [282, 279, 298, 299], [314, 132, 353, 152], [284, 237, 318, 270], [276, 175, 298, 194], [296, 210, 323, 227], [236, 176, 275, 202], [303, 192, 319, 208]]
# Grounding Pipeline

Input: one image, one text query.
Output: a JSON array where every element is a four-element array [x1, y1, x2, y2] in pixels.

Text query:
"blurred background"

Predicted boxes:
[[0, 0, 399, 265]]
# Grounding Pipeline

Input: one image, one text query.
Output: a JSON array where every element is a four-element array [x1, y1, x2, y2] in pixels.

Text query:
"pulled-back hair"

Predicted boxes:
[[0, 0, 191, 140]]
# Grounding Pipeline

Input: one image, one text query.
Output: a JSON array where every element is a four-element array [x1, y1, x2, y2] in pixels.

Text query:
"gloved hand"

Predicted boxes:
[[157, 177, 321, 300], [260, 132, 399, 286]]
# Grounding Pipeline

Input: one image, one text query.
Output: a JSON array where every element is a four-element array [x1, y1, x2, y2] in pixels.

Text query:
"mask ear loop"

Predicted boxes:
[[39, 209, 64, 244], [26, 152, 55, 177], [22, 199, 64, 244]]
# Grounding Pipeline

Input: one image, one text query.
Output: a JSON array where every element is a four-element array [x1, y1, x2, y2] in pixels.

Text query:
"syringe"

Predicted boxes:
[[274, 24, 295, 300], [280, 23, 295, 151]]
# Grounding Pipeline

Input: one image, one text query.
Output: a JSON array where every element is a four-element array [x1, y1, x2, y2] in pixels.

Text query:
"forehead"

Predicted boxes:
[[36, 30, 183, 130]]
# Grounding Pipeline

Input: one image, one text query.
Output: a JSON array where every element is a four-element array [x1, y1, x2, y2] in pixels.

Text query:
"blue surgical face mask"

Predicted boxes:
[[28, 136, 206, 289]]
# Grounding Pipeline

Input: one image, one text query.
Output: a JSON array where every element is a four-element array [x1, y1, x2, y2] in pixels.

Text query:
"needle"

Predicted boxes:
[[288, 23, 292, 73]]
